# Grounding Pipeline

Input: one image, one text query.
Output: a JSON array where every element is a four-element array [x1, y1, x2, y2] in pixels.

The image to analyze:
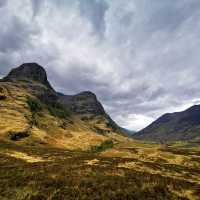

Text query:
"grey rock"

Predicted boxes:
[[4, 63, 53, 90]]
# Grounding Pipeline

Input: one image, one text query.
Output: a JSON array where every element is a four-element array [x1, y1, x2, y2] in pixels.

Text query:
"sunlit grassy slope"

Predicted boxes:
[[1, 81, 200, 199], [0, 81, 125, 150], [0, 139, 200, 200]]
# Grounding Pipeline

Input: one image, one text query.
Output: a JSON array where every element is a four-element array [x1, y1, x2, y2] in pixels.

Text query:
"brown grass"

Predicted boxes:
[[0, 81, 200, 199]]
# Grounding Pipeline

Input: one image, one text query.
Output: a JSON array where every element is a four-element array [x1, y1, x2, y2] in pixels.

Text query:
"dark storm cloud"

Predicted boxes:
[[0, 0, 7, 8], [0, 54, 14, 74], [50, 63, 107, 94], [31, 0, 44, 16], [0, 17, 37, 53], [0, 2, 40, 75], [140, 0, 200, 32], [78, 0, 108, 38], [1, 0, 200, 130]]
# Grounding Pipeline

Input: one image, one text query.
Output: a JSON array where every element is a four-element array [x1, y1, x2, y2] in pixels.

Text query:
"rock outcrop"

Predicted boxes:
[[4, 63, 53, 90]]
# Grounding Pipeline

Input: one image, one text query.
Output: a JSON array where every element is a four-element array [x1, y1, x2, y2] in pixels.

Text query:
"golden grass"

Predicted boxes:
[[1, 81, 200, 199], [85, 158, 99, 166], [3, 151, 47, 163], [0, 84, 31, 138], [1, 139, 199, 200], [0, 82, 128, 150]]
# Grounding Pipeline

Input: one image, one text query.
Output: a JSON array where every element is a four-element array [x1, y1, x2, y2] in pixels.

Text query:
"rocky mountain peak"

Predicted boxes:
[[58, 90, 105, 116], [4, 63, 53, 89], [74, 91, 98, 101]]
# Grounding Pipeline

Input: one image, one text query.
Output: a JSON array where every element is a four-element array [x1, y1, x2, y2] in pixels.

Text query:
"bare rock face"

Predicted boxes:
[[3, 63, 57, 104], [4, 63, 53, 90], [58, 91, 122, 134], [58, 91, 106, 116]]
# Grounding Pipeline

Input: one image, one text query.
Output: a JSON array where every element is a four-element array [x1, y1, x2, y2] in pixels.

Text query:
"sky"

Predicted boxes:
[[1, 0, 200, 131]]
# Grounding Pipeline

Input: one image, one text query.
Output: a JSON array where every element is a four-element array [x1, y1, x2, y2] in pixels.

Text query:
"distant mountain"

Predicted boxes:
[[120, 128, 136, 136], [134, 105, 200, 141], [0, 63, 126, 150]]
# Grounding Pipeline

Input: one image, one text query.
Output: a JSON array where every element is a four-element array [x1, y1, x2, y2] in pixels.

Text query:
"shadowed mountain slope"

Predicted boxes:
[[134, 105, 200, 141], [58, 91, 123, 135]]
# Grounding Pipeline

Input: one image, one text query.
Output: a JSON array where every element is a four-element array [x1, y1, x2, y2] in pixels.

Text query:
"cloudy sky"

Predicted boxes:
[[1, 0, 200, 130]]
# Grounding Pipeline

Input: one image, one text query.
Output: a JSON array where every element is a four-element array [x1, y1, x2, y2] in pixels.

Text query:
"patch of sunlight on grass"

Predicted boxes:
[[4, 151, 47, 163], [168, 186, 199, 200], [85, 159, 100, 166]]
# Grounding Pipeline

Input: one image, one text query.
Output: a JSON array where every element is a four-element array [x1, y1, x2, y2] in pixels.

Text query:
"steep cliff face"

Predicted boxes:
[[4, 63, 53, 90], [58, 91, 105, 116], [58, 91, 122, 135], [3, 63, 57, 105]]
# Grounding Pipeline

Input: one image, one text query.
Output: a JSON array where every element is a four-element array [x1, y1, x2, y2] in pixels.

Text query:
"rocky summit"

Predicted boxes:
[[3, 63, 54, 90], [59, 91, 106, 116], [58, 90, 122, 135]]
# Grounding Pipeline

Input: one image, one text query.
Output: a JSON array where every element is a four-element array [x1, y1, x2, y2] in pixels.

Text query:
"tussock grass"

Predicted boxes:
[[1, 82, 200, 199], [0, 140, 200, 200]]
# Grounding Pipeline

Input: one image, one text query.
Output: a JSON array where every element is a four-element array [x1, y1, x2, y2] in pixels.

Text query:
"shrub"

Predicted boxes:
[[90, 140, 114, 153], [27, 97, 43, 113], [106, 121, 118, 132], [0, 95, 6, 100], [27, 96, 70, 119], [46, 102, 70, 119], [93, 126, 111, 135], [8, 131, 29, 141], [0, 87, 6, 100]]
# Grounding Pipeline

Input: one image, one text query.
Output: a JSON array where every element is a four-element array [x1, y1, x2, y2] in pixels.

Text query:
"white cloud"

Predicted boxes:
[[116, 113, 154, 131]]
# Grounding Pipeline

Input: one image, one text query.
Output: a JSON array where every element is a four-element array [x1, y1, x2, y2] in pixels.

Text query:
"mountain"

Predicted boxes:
[[0, 63, 126, 150], [58, 91, 123, 135], [3, 63, 54, 90], [134, 105, 200, 141], [1, 64, 200, 200], [120, 127, 136, 136]]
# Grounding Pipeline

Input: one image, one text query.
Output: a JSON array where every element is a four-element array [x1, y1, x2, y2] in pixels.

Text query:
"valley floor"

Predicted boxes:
[[0, 139, 200, 200]]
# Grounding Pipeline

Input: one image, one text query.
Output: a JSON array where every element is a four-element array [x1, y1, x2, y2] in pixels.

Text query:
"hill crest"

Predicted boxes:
[[134, 104, 200, 141]]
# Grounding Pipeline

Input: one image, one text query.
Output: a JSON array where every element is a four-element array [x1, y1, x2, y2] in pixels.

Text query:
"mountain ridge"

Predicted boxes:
[[0, 63, 126, 150], [134, 104, 200, 141]]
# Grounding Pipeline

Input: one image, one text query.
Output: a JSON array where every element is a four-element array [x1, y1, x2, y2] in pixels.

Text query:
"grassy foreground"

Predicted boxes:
[[0, 139, 200, 200]]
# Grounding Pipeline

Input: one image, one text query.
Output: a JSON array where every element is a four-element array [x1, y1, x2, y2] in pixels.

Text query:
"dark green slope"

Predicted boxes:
[[134, 105, 200, 141]]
